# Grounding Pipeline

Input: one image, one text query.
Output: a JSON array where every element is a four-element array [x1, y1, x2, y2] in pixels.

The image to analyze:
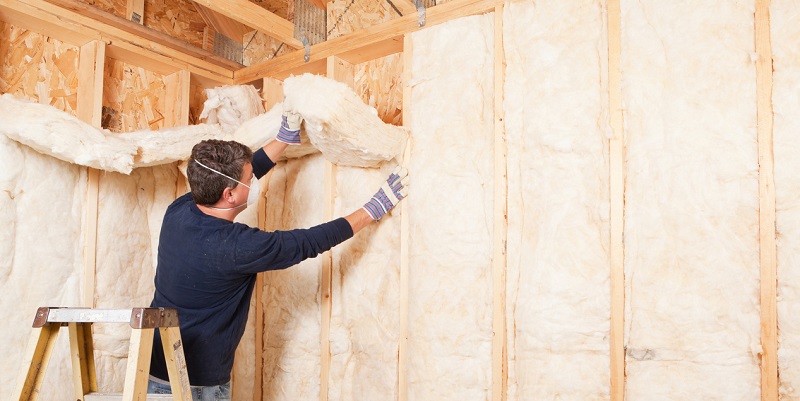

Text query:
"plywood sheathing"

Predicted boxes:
[[102, 58, 167, 132], [143, 0, 207, 48], [78, 0, 126, 16], [243, 31, 292, 67], [188, 81, 208, 124], [328, 0, 403, 125], [0, 23, 79, 114]]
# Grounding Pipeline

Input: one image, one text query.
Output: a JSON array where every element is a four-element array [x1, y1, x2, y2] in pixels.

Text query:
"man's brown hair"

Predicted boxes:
[[188, 140, 253, 205]]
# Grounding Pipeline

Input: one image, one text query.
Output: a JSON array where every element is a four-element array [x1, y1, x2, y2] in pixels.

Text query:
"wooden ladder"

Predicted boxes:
[[12, 307, 192, 401]]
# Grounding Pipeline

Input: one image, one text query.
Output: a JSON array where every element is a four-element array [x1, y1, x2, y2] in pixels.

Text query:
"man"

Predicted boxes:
[[146, 107, 408, 400]]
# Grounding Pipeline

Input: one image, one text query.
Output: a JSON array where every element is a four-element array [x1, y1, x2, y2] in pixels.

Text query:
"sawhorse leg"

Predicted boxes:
[[160, 326, 192, 401], [12, 324, 61, 401], [69, 322, 98, 400]]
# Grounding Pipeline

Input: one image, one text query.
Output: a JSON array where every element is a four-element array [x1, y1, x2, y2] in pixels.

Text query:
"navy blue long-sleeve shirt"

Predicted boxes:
[[149, 148, 353, 386]]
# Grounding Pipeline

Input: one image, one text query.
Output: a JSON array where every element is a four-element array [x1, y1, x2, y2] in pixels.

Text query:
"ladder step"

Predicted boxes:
[[84, 392, 175, 400]]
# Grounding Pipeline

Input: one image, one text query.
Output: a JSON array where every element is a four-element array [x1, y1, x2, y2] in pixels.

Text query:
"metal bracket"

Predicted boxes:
[[415, 0, 426, 27], [302, 36, 311, 62]]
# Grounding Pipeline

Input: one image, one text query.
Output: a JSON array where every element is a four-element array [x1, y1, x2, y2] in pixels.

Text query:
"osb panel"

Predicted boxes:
[[78, 0, 126, 17], [254, 0, 289, 20], [103, 58, 167, 132], [327, 0, 398, 38], [243, 31, 293, 66], [144, 0, 207, 48], [328, 0, 403, 125], [0, 22, 79, 115], [355, 55, 403, 125], [189, 82, 207, 125]]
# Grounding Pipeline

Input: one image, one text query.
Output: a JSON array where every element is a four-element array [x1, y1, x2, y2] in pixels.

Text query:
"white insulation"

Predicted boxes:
[[774, 0, 800, 398], [406, 14, 495, 401], [504, 0, 610, 399], [6, 0, 800, 399], [621, 0, 761, 398]]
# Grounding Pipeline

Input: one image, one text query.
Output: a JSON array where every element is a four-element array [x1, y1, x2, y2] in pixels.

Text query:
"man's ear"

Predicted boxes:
[[220, 186, 236, 204]]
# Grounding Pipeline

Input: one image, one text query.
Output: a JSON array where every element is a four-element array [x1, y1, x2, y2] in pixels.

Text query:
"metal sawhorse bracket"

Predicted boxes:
[[12, 307, 192, 401]]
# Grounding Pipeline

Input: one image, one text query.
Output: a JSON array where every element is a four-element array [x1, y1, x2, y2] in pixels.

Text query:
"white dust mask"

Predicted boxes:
[[194, 159, 260, 210]]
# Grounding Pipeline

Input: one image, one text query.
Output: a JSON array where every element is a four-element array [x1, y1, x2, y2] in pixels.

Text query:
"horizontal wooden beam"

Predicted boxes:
[[192, 0, 304, 49], [0, 0, 236, 84], [193, 3, 251, 44], [234, 0, 500, 83], [389, 0, 417, 16]]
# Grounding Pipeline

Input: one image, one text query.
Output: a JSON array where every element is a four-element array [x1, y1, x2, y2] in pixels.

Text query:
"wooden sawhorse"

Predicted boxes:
[[12, 307, 192, 401]]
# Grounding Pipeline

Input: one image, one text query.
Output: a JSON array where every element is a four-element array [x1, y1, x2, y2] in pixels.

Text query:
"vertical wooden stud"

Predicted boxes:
[[251, 76, 284, 401], [320, 56, 353, 401], [491, 5, 508, 401], [755, 0, 777, 399], [164, 70, 191, 127], [607, 0, 626, 399], [77, 40, 105, 309]]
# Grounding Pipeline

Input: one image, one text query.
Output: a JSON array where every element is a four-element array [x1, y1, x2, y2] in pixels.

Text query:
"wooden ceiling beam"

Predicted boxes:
[[192, 0, 304, 49], [0, 0, 236, 84], [193, 3, 251, 44], [234, 0, 501, 83], [388, 0, 417, 16]]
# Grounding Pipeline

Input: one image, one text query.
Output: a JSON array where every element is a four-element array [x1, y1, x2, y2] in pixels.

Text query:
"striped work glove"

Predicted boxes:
[[276, 109, 303, 144], [363, 166, 409, 221]]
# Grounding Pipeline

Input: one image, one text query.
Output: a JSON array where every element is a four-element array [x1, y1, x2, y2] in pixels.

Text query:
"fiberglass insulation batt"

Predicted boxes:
[[621, 0, 761, 398], [258, 154, 327, 401], [504, 0, 611, 399], [406, 13, 495, 401], [774, 0, 800, 398], [1, 134, 86, 400]]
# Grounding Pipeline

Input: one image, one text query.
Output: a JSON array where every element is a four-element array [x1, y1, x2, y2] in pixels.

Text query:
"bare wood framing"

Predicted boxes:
[[390, 0, 417, 16], [234, 0, 502, 83], [321, 56, 353, 401], [78, 40, 105, 309], [1, 0, 235, 83], [491, 5, 508, 401], [755, 0, 777, 399], [165, 70, 191, 127], [192, 0, 303, 49], [253, 77, 284, 401], [399, 33, 412, 401], [194, 4, 250, 45], [126, 0, 143, 24], [120, 328, 154, 401], [607, 0, 625, 399]]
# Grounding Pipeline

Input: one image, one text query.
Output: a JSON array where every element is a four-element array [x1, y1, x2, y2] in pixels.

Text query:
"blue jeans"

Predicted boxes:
[[148, 379, 231, 401]]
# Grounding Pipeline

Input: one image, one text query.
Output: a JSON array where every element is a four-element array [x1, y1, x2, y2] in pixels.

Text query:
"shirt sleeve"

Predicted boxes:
[[232, 217, 355, 275], [252, 147, 276, 179]]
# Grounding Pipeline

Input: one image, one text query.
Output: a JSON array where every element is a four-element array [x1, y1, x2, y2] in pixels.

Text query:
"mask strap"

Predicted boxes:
[[194, 159, 250, 189]]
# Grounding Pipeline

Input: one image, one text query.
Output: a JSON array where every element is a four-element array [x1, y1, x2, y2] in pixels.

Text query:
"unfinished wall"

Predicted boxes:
[[0, 23, 79, 113], [407, 13, 495, 400], [504, 0, 610, 398], [622, 0, 761, 398], [774, 0, 800, 398]]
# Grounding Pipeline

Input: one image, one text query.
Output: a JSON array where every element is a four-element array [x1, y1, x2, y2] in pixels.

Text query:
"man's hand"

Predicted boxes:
[[363, 166, 409, 221], [276, 108, 303, 144]]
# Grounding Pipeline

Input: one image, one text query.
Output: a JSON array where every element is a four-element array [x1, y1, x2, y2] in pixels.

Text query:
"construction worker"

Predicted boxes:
[[146, 107, 408, 401]]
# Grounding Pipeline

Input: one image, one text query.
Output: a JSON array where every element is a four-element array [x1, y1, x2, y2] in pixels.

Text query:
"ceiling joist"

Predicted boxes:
[[0, 0, 237, 83], [388, 0, 417, 16], [234, 0, 502, 83], [192, 0, 304, 49]]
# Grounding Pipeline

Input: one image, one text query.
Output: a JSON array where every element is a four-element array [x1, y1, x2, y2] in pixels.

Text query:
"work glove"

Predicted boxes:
[[363, 166, 409, 221], [276, 108, 303, 144]]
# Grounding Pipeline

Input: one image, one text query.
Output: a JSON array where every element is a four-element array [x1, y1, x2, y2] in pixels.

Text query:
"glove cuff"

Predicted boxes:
[[276, 125, 301, 144]]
